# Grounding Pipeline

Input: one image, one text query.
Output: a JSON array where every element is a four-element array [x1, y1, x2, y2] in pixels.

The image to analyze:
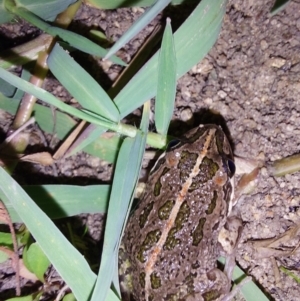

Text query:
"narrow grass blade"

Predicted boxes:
[[104, 0, 171, 59], [0, 167, 96, 300], [155, 18, 176, 136], [270, 0, 292, 15], [91, 136, 144, 301], [48, 43, 120, 123], [115, 0, 227, 118], [91, 103, 149, 301], [5, 4, 126, 66], [0, 185, 111, 222]]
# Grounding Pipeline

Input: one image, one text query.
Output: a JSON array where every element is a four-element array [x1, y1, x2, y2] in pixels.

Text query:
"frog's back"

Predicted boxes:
[[121, 125, 234, 301]]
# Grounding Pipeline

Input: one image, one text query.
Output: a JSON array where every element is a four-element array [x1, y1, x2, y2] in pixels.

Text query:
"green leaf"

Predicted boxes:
[[114, 0, 227, 118], [91, 103, 149, 301], [47, 43, 120, 123], [22, 242, 50, 282], [155, 18, 176, 136], [5, 295, 33, 301], [62, 293, 76, 301], [0, 167, 96, 300], [0, 0, 76, 24], [0, 232, 13, 246], [0, 184, 111, 222]]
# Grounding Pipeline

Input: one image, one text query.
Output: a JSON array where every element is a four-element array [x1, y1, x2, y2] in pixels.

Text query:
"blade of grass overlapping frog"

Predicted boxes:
[[47, 43, 120, 123], [104, 0, 171, 60], [0, 167, 96, 301], [0, 184, 110, 222], [155, 18, 176, 136], [114, 0, 227, 118], [4, 1, 126, 66], [91, 102, 150, 301], [0, 0, 77, 24]]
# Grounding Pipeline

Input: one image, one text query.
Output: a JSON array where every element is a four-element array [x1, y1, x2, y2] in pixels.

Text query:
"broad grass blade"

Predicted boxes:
[[48, 43, 120, 123], [0, 184, 111, 222], [91, 103, 149, 301], [155, 18, 176, 136]]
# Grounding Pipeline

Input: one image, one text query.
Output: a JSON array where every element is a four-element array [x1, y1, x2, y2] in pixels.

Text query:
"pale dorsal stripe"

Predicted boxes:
[[144, 128, 215, 300]]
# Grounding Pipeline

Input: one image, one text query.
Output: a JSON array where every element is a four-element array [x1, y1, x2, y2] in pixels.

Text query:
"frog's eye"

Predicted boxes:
[[167, 139, 181, 150], [227, 159, 235, 177]]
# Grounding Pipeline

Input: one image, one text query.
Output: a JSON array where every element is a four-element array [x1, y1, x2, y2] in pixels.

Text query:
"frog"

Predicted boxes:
[[119, 124, 242, 301]]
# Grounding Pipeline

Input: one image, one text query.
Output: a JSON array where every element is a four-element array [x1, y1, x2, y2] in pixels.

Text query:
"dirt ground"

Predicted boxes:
[[1, 0, 300, 300]]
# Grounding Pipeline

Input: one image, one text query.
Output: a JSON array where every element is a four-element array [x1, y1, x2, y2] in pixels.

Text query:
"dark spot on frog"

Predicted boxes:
[[164, 228, 180, 250], [158, 200, 175, 220], [139, 202, 154, 228], [150, 272, 162, 289], [192, 260, 200, 269], [164, 202, 190, 250], [153, 167, 170, 196], [212, 221, 220, 231], [189, 157, 219, 191], [178, 151, 198, 182], [137, 229, 162, 263], [154, 180, 162, 197], [205, 190, 218, 214], [139, 272, 146, 288], [192, 217, 206, 246]]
